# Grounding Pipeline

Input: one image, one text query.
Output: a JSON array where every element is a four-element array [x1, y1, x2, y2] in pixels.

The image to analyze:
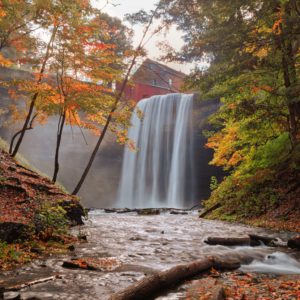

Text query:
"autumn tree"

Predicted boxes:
[[5, 2, 134, 182], [8, 0, 95, 157], [71, 6, 162, 195], [0, 0, 38, 67], [47, 10, 133, 183], [157, 0, 300, 215]]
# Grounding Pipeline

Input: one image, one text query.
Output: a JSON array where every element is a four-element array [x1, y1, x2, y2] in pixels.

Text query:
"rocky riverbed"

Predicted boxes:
[[0, 211, 299, 299]]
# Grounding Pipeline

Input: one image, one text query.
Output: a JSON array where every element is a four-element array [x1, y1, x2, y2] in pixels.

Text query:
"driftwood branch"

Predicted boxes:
[[110, 256, 241, 300], [2, 275, 62, 292]]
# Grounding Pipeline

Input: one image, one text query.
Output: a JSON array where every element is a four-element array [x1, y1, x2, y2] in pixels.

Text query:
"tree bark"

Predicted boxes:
[[9, 113, 37, 154], [110, 256, 242, 300], [199, 203, 221, 218], [110, 259, 213, 300], [11, 25, 58, 157], [52, 109, 66, 183], [278, 3, 300, 144]]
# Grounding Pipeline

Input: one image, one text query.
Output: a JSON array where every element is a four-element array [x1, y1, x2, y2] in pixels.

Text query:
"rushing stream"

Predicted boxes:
[[1, 212, 299, 300]]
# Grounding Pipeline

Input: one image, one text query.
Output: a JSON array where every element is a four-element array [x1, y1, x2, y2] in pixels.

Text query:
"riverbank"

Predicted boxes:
[[0, 147, 85, 270], [203, 199, 300, 233], [1, 211, 299, 299]]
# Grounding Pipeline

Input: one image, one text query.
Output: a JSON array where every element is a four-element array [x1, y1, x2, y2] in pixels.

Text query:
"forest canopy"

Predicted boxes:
[[156, 0, 300, 217]]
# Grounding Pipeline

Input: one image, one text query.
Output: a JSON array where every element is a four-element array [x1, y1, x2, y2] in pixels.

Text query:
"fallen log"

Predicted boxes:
[[110, 256, 241, 300], [110, 259, 213, 300], [248, 234, 276, 246], [199, 203, 221, 218], [205, 237, 260, 247]]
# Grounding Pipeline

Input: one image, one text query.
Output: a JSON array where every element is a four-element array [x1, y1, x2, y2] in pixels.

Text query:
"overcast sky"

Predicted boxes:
[[91, 0, 192, 74]]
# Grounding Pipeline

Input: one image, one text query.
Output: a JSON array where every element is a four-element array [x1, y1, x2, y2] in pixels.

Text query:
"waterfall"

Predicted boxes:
[[117, 93, 195, 208]]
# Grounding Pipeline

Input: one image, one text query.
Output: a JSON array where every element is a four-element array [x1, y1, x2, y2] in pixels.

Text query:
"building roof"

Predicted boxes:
[[139, 58, 186, 78]]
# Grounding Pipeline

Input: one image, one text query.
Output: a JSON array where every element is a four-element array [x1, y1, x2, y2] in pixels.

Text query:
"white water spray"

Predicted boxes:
[[241, 252, 300, 275], [117, 93, 195, 208]]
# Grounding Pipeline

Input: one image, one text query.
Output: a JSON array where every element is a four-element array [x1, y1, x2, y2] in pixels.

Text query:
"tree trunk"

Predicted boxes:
[[71, 8, 159, 195], [110, 259, 213, 300], [9, 113, 37, 154], [278, 3, 299, 144], [110, 256, 242, 300], [52, 109, 66, 183], [11, 25, 58, 157]]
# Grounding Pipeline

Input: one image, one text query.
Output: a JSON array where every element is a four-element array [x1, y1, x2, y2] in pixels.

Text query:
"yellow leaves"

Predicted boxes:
[[228, 151, 243, 167], [0, 53, 12, 67], [251, 85, 273, 94], [255, 47, 269, 58], [243, 43, 270, 59], [0, 8, 6, 20], [206, 125, 243, 169]]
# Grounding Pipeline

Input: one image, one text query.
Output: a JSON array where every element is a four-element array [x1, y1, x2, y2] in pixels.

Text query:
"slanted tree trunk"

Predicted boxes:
[[11, 25, 58, 157], [72, 9, 159, 195], [52, 109, 66, 183], [9, 113, 38, 154]]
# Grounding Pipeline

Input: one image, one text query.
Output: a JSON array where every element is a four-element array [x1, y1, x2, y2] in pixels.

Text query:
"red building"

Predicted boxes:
[[121, 59, 186, 102]]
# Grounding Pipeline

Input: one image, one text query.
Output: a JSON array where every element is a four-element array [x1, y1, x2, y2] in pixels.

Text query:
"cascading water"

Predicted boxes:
[[117, 93, 195, 208]]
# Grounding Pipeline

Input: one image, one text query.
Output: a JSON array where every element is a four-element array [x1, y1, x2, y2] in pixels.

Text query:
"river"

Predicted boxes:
[[1, 211, 299, 299]]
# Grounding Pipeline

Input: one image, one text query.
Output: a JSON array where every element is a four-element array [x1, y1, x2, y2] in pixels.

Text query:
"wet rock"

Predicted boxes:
[[170, 210, 188, 215], [3, 291, 20, 300], [68, 245, 75, 251], [59, 200, 85, 225], [129, 236, 143, 241], [137, 209, 160, 215], [78, 234, 87, 241], [287, 236, 300, 249], [0, 222, 32, 243], [213, 257, 241, 270]]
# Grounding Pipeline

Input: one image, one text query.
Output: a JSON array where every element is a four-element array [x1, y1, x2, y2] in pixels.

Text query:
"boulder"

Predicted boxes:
[[287, 236, 300, 250], [0, 222, 32, 243], [59, 200, 85, 225]]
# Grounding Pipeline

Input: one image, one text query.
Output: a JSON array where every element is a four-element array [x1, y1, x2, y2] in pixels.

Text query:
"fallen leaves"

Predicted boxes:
[[62, 257, 121, 271]]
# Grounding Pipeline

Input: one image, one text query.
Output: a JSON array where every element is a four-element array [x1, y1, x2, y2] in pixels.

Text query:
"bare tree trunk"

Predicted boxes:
[[9, 113, 38, 154], [71, 9, 159, 195], [52, 109, 66, 183], [278, 3, 300, 144], [11, 25, 58, 157]]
